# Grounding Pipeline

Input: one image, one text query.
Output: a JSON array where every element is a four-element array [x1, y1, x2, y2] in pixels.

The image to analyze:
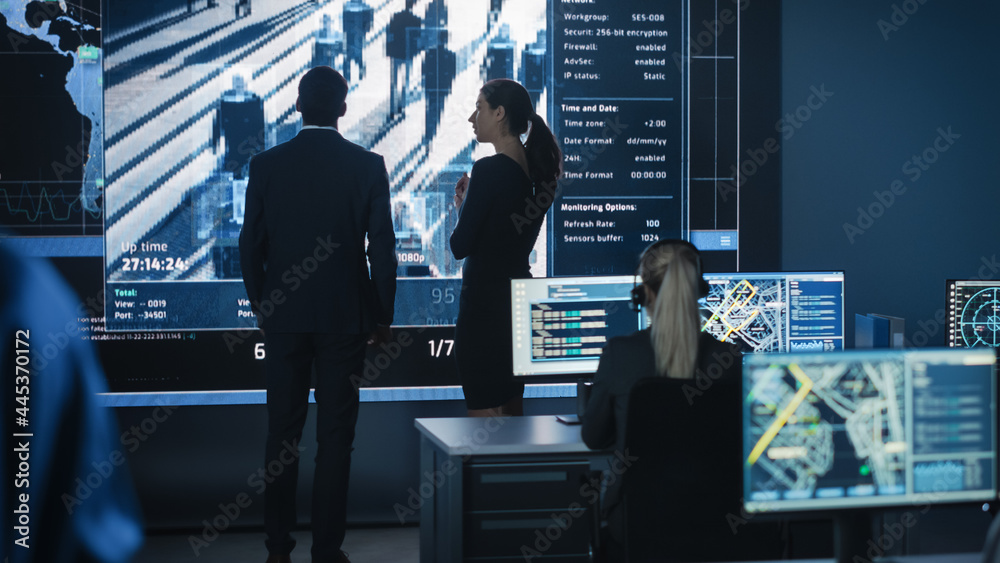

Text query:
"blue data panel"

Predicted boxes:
[[106, 281, 254, 331], [512, 275, 641, 376], [788, 279, 844, 351]]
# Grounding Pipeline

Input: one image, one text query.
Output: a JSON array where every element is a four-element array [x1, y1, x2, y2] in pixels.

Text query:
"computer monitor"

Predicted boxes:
[[511, 271, 847, 377], [947, 279, 1000, 348], [511, 275, 643, 377], [702, 271, 845, 353], [743, 347, 998, 515]]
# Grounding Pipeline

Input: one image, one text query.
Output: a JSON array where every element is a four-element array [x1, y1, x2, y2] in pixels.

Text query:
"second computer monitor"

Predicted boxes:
[[743, 347, 998, 514], [511, 275, 641, 377], [702, 271, 845, 353]]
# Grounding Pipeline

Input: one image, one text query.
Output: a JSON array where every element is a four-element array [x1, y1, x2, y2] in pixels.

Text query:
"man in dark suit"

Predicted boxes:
[[239, 66, 397, 563]]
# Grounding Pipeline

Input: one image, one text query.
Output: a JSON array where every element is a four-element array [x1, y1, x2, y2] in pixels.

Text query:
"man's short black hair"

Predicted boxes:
[[298, 66, 348, 126]]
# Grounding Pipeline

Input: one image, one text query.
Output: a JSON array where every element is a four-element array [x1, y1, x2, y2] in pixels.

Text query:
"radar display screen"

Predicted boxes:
[[948, 280, 1000, 348]]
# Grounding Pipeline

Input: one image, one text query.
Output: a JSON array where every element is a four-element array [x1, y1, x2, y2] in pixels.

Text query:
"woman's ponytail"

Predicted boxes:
[[525, 113, 562, 193], [480, 80, 562, 205], [641, 244, 702, 378]]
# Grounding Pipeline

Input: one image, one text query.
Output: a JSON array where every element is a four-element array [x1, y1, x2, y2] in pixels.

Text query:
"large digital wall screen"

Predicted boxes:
[[99, 0, 743, 331], [1, 0, 762, 394]]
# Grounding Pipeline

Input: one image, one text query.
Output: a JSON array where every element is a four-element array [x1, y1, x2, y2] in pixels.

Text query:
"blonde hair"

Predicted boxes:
[[639, 242, 702, 378]]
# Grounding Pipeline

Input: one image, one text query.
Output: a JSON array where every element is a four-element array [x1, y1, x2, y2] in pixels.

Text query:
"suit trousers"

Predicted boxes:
[[263, 332, 367, 560]]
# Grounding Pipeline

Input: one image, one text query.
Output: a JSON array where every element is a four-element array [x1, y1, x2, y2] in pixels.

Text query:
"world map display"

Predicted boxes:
[[0, 0, 103, 235]]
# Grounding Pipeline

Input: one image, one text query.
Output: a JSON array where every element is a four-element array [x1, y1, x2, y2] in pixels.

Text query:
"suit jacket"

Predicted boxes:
[[239, 128, 397, 334]]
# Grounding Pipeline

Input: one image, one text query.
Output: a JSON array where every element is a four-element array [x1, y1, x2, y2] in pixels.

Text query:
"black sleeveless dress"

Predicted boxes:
[[449, 154, 544, 409]]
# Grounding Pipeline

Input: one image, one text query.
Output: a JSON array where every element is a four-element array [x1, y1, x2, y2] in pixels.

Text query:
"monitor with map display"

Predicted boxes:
[[702, 271, 845, 353], [743, 347, 998, 514]]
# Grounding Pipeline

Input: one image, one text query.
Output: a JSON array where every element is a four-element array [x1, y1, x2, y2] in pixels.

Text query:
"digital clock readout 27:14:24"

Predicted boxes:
[[121, 257, 187, 272]]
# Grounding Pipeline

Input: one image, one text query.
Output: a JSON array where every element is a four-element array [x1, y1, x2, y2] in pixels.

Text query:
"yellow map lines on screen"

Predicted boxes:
[[703, 279, 758, 341], [746, 363, 814, 466], [724, 309, 760, 341]]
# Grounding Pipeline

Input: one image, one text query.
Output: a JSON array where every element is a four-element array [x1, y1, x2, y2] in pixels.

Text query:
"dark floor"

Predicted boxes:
[[135, 526, 419, 563]]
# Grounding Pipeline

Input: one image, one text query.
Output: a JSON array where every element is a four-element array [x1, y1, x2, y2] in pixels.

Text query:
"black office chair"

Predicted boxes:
[[620, 376, 749, 562], [982, 512, 1000, 563]]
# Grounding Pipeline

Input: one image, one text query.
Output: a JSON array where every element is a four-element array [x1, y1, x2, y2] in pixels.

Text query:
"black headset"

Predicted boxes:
[[629, 239, 710, 311]]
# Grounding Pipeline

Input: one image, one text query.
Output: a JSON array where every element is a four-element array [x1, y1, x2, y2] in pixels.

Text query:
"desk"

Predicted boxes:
[[414, 415, 610, 562]]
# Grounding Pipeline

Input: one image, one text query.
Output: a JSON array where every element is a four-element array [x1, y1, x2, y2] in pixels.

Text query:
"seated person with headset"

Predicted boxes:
[[581, 240, 781, 561]]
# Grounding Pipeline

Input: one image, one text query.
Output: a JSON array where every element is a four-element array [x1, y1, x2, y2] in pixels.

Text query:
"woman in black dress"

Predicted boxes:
[[450, 79, 561, 416]]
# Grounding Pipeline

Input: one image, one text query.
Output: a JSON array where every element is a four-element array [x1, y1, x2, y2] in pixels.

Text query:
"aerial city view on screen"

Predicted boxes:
[[2, 1, 741, 334]]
